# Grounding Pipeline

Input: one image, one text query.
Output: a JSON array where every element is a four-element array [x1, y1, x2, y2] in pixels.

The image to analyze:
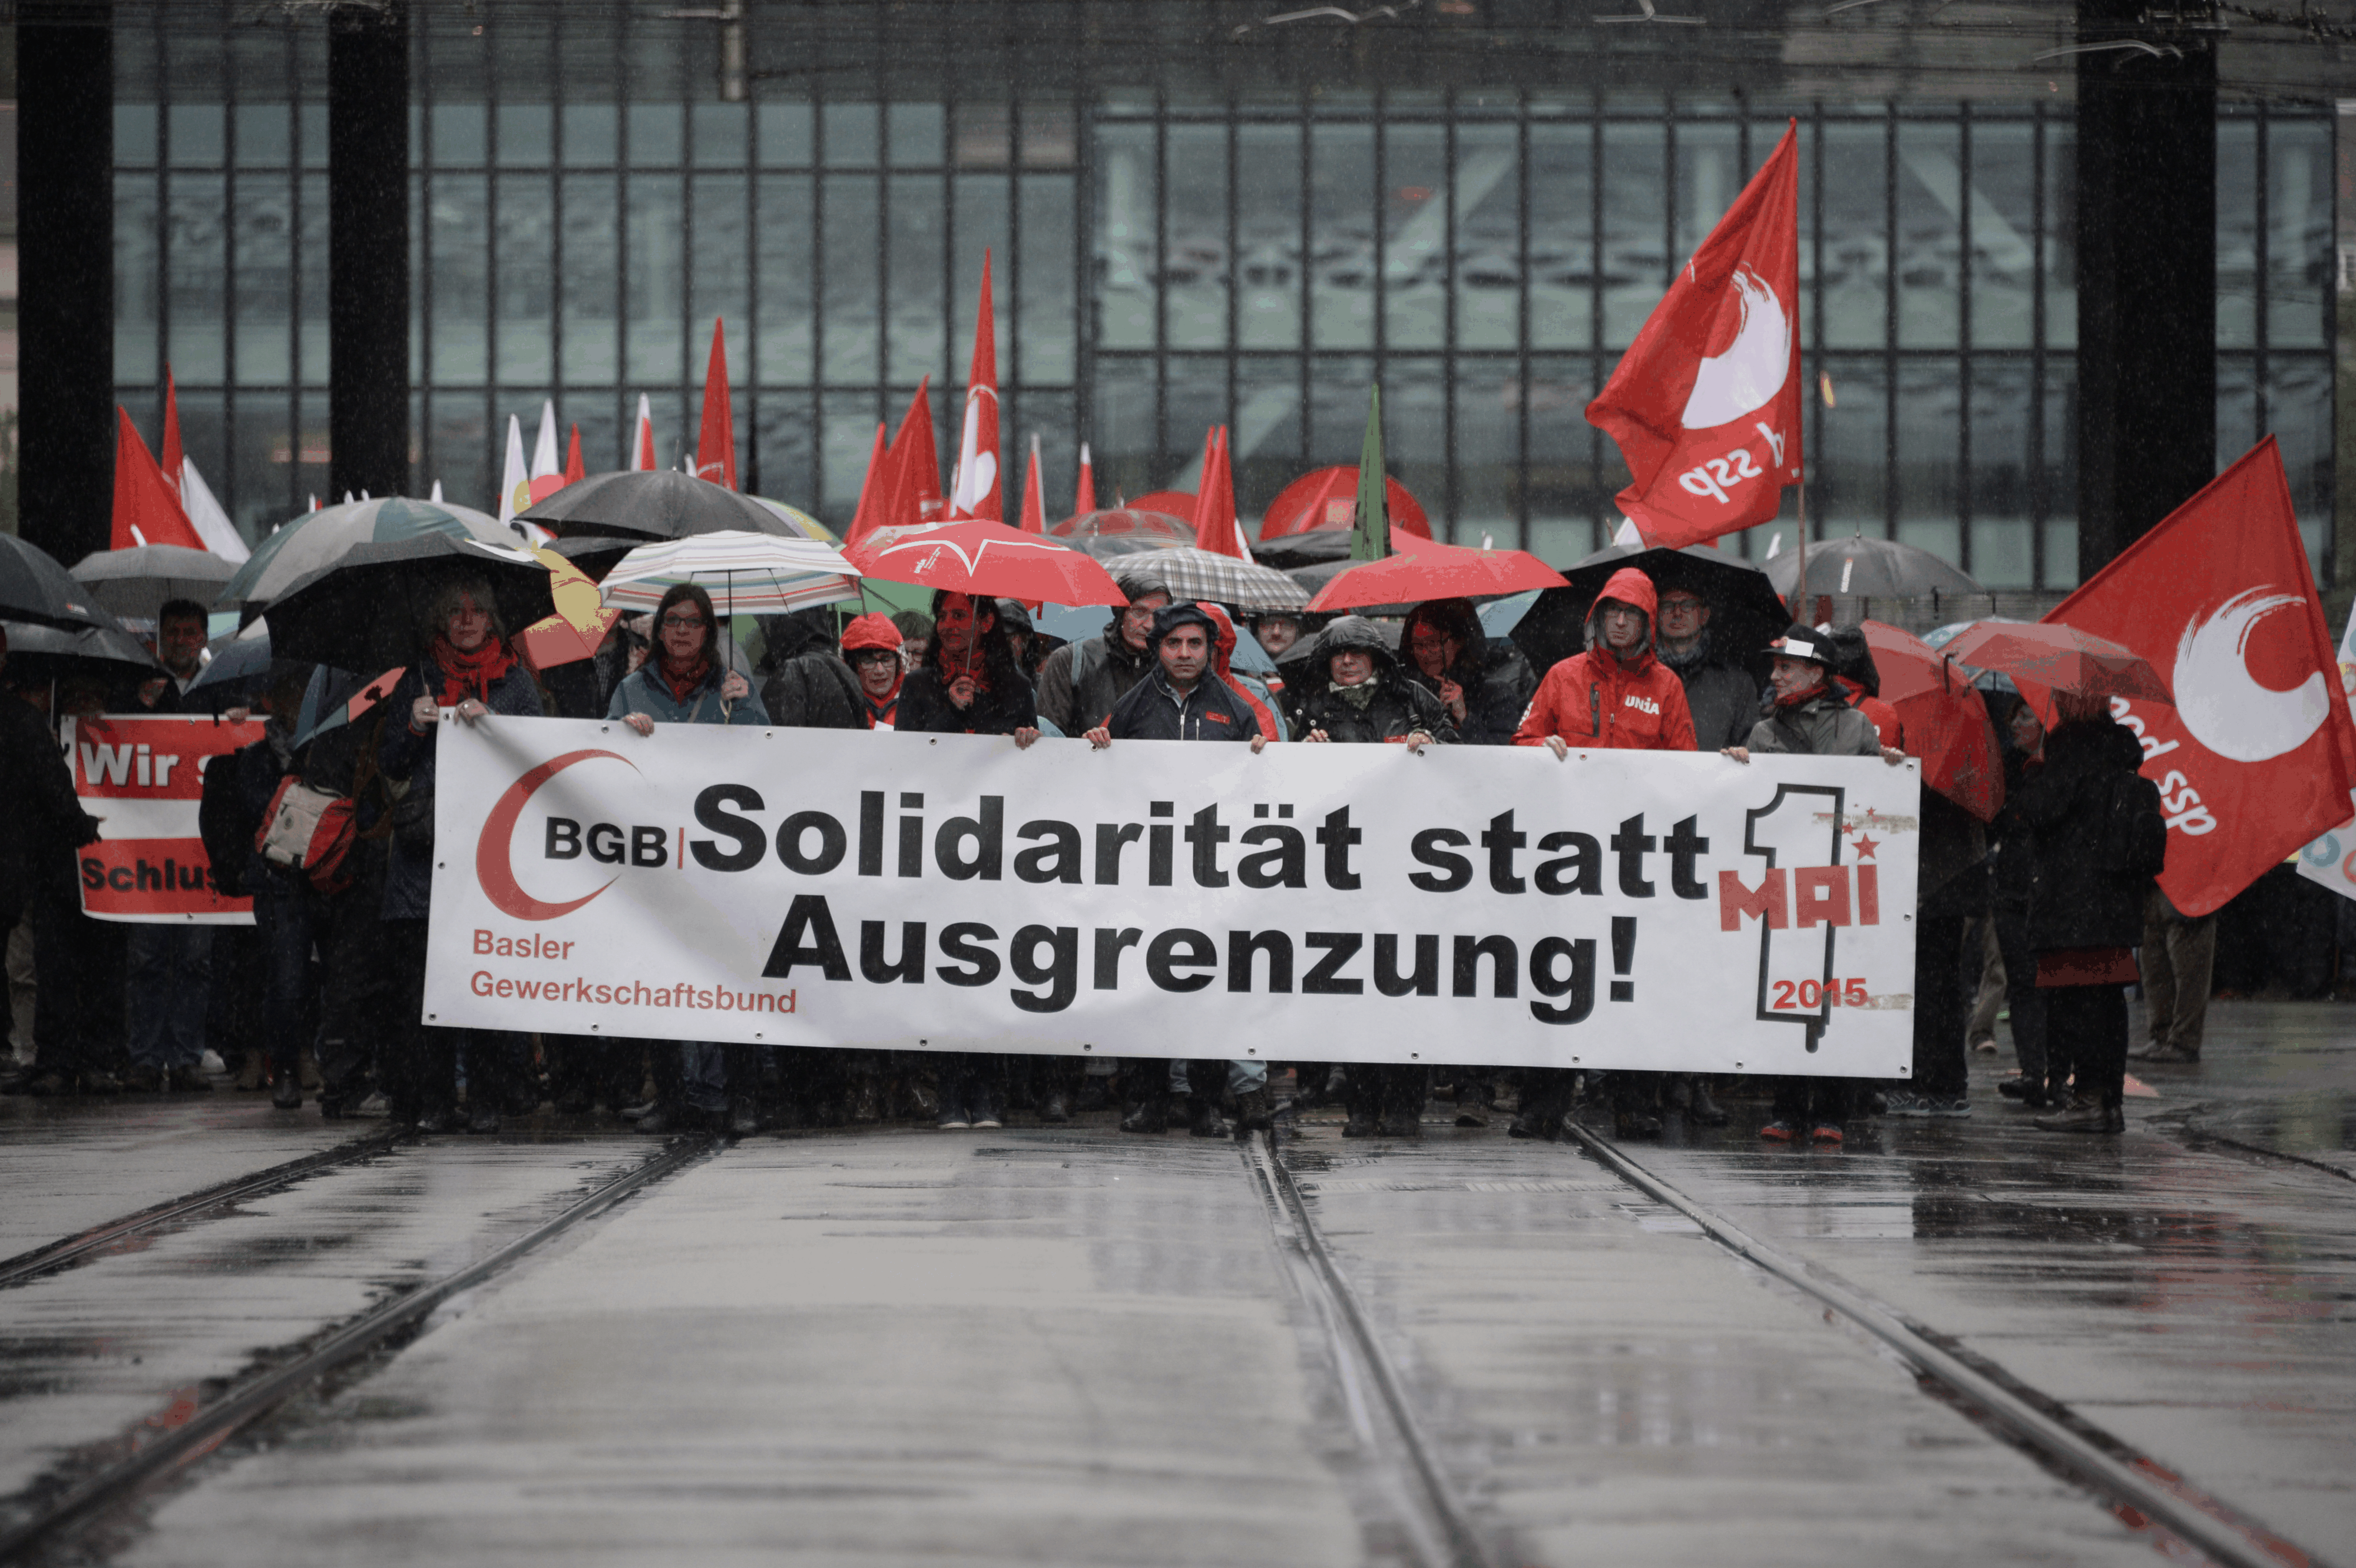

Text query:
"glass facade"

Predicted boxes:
[[111, 18, 2334, 589]]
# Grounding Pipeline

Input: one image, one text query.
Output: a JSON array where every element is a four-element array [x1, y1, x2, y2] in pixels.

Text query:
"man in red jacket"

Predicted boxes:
[[1510, 565, 1696, 1140], [1513, 566, 1697, 756]]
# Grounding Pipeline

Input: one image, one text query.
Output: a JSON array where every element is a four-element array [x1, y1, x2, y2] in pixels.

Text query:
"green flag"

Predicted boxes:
[[1349, 386, 1388, 562]]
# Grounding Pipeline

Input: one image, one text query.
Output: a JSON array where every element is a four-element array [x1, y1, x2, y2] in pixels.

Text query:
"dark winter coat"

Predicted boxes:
[[1106, 664, 1264, 743], [377, 654, 547, 921], [1284, 617, 1458, 746], [757, 610, 863, 730], [0, 689, 101, 924], [2019, 717, 2155, 953], [1399, 601, 1538, 746], [198, 720, 294, 901], [1659, 633, 1761, 753], [1987, 746, 2041, 907], [1743, 688, 1882, 758], [1034, 622, 1156, 735], [895, 666, 1038, 737]]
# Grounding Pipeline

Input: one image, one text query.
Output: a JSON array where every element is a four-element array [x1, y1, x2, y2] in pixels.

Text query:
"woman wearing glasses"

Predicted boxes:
[[610, 584, 769, 1136]]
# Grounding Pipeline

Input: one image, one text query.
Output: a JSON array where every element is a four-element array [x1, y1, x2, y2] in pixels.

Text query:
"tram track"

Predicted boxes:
[[0, 1130, 408, 1292], [0, 1132, 720, 1563], [1551, 1120, 2328, 1568]]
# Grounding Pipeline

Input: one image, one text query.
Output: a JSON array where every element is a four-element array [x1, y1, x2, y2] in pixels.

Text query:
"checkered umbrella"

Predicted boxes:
[[1111, 547, 1308, 613]]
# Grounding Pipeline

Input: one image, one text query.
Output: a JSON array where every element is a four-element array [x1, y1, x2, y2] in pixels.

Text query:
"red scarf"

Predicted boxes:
[[659, 656, 713, 706], [861, 671, 904, 729], [1774, 674, 1831, 712], [431, 636, 517, 706]]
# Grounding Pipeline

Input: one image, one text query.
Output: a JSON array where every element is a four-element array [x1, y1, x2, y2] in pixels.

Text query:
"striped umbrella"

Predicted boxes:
[[1111, 548, 1309, 613], [224, 497, 510, 607], [597, 531, 864, 616]]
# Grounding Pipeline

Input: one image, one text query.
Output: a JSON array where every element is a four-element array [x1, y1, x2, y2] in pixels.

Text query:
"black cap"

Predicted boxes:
[[1150, 602, 1219, 644], [1766, 623, 1833, 666]]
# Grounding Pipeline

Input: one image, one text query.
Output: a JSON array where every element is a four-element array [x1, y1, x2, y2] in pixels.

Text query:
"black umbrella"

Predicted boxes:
[[0, 617, 163, 686], [0, 534, 125, 633], [547, 532, 640, 581], [1761, 532, 1982, 600], [260, 534, 556, 674], [184, 624, 282, 703], [1511, 542, 1791, 675], [1250, 528, 1354, 571], [518, 470, 805, 542]]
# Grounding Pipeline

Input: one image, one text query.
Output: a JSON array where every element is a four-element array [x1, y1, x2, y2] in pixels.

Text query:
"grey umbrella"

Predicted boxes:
[[71, 544, 238, 621], [0, 534, 123, 633], [224, 497, 512, 607], [517, 469, 808, 541], [1761, 532, 1983, 599], [0, 618, 163, 684]]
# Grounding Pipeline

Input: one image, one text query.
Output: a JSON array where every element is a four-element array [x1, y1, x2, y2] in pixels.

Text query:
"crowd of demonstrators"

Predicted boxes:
[[3, 547, 2193, 1151]]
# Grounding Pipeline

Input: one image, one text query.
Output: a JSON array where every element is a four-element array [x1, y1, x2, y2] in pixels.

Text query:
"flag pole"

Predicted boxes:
[[1794, 473, 1809, 623]]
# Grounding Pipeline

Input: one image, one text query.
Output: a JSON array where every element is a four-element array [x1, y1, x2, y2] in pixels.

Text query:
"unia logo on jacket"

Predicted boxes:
[[1624, 694, 1660, 716]]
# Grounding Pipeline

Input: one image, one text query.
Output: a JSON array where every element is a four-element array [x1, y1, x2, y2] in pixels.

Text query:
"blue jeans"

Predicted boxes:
[[127, 924, 213, 1069]]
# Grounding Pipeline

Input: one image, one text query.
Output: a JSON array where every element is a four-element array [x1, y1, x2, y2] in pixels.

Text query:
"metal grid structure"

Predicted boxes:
[[108, 14, 2334, 589]]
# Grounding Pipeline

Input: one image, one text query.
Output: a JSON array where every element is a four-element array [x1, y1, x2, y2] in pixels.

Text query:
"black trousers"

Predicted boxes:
[[383, 919, 512, 1117], [1992, 901, 2051, 1090], [1911, 904, 1971, 1098], [1342, 1063, 1429, 1120], [1772, 1076, 1853, 1126], [2043, 983, 2127, 1108], [32, 851, 124, 1078]]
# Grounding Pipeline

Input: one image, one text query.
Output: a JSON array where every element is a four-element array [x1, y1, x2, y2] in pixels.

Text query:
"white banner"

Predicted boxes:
[[424, 718, 1923, 1077]]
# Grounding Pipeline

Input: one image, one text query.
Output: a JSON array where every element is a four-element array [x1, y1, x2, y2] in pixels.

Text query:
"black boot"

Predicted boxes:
[[1187, 1093, 1229, 1139], [270, 1073, 303, 1110], [1686, 1079, 1729, 1127], [1232, 1086, 1276, 1133], [1120, 1092, 1170, 1134]]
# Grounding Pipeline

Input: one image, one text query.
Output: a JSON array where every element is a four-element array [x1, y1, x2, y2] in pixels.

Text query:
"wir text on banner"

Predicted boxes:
[[425, 720, 1921, 1077]]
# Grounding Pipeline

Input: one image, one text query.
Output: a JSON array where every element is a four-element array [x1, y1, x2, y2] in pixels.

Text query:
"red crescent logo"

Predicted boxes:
[[475, 748, 637, 921]]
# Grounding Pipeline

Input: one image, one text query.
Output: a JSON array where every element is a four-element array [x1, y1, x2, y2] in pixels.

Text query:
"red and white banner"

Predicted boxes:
[[2047, 438, 2356, 917], [423, 718, 1921, 1077], [1587, 124, 1802, 549], [63, 713, 262, 924]]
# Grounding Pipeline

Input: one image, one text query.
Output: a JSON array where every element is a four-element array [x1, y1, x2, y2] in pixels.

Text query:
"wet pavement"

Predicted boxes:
[[0, 998, 2346, 1565]]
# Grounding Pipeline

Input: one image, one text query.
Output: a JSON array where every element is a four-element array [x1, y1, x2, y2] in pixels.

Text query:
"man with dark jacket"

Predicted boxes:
[[0, 628, 110, 1094], [1655, 584, 1760, 753], [1400, 597, 1537, 746], [1034, 575, 1171, 734], [757, 607, 864, 729], [1090, 603, 1275, 1139], [2019, 694, 2162, 1133], [1288, 616, 1457, 747], [1726, 625, 1905, 1144]]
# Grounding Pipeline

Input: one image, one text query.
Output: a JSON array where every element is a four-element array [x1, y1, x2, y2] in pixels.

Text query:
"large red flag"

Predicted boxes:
[[844, 423, 892, 547], [949, 252, 1002, 521], [888, 378, 942, 524], [111, 408, 205, 552], [694, 320, 736, 489], [1588, 124, 1802, 548], [2043, 438, 2356, 916]]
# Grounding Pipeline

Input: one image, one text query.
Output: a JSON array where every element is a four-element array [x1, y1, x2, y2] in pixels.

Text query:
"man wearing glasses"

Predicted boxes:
[[1654, 584, 1759, 753], [1033, 572, 1173, 736]]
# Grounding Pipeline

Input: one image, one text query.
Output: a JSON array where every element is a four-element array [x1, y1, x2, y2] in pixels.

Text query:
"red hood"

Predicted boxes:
[[839, 613, 904, 654], [1587, 565, 1660, 664], [1198, 603, 1240, 683]]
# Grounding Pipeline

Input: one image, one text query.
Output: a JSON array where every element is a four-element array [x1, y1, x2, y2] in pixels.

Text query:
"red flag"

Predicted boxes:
[[563, 424, 585, 485], [160, 365, 184, 501], [1018, 434, 1047, 535], [1074, 442, 1096, 517], [111, 407, 205, 551], [844, 423, 893, 547], [2041, 438, 2356, 916], [1588, 124, 1801, 548], [1195, 428, 1252, 561], [949, 252, 1002, 521], [888, 378, 942, 524], [630, 394, 658, 471], [694, 320, 736, 489]]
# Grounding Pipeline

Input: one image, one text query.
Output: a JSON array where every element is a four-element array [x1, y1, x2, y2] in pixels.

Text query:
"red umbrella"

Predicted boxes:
[[1941, 620, 2172, 706], [1259, 467, 1432, 542], [1860, 620, 2004, 822], [845, 518, 1129, 607], [1303, 537, 1568, 611]]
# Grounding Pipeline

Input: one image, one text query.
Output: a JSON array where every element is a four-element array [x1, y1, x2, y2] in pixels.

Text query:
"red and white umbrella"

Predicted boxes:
[[847, 519, 1127, 607]]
